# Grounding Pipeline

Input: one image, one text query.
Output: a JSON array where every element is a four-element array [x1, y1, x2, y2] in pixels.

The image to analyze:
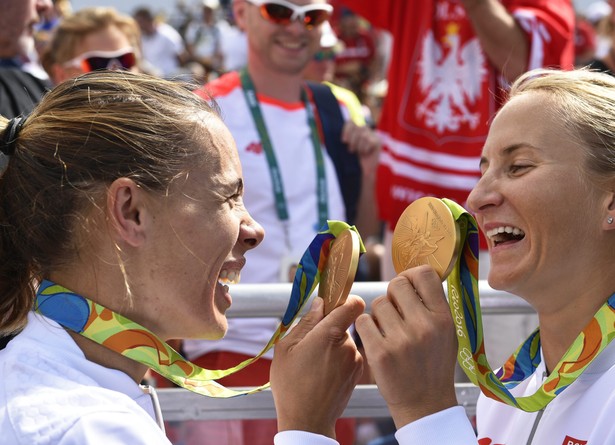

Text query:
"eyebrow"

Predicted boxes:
[[234, 178, 244, 194], [479, 143, 538, 169]]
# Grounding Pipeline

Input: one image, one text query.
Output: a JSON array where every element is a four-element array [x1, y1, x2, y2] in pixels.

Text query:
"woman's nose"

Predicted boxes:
[[240, 214, 265, 250], [467, 174, 496, 214], [466, 181, 482, 214]]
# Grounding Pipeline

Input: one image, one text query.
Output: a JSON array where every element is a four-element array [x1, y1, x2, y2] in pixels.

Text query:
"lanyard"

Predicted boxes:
[[35, 221, 364, 398], [239, 70, 328, 229], [443, 198, 615, 412]]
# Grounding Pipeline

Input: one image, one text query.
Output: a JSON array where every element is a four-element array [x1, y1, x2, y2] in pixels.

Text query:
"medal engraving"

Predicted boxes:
[[392, 197, 461, 280], [318, 229, 360, 315]]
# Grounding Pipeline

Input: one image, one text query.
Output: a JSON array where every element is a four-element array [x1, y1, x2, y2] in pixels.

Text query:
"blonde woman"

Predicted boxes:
[[41, 7, 141, 84]]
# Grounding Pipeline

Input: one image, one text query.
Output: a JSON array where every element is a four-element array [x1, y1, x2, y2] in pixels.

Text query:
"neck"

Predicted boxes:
[[68, 330, 148, 383], [48, 268, 150, 383], [246, 58, 304, 102], [537, 286, 615, 373]]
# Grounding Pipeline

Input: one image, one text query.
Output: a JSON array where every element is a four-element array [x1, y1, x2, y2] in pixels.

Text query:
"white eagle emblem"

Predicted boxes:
[[417, 24, 487, 134]]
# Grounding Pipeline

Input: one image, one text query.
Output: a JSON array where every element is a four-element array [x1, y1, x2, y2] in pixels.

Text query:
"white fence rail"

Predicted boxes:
[[158, 281, 532, 421], [158, 384, 482, 421]]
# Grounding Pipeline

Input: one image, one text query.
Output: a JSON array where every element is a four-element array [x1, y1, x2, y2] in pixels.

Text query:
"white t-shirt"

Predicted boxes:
[[184, 21, 222, 62], [218, 21, 247, 72], [140, 23, 185, 78], [0, 313, 169, 444], [391, 339, 615, 445], [475, 339, 615, 444], [0, 312, 334, 444]]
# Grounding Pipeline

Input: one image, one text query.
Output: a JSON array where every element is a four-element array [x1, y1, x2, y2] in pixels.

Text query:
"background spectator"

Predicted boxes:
[[33, 0, 73, 59], [0, 0, 52, 120], [332, 7, 378, 103], [184, 0, 225, 77], [133, 6, 189, 78], [575, 14, 598, 66], [40, 6, 140, 85]]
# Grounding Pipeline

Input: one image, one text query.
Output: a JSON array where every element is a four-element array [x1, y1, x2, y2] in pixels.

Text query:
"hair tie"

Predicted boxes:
[[1, 116, 27, 156]]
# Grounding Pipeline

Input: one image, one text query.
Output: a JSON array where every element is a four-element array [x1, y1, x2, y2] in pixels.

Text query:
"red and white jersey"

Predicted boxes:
[[343, 0, 574, 229]]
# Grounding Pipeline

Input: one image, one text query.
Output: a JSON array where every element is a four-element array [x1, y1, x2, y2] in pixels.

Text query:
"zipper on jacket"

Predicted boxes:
[[526, 371, 548, 445]]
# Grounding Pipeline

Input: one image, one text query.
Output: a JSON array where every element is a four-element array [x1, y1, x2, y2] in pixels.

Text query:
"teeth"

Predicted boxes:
[[218, 270, 241, 285], [280, 41, 302, 49], [486, 226, 525, 239]]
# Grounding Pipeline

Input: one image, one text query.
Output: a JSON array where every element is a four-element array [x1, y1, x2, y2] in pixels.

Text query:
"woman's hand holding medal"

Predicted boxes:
[[271, 294, 365, 437], [355, 197, 461, 427]]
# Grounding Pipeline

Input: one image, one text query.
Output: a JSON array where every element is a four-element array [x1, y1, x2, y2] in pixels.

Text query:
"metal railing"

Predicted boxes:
[[224, 281, 534, 317], [158, 384, 482, 421], [158, 281, 533, 421]]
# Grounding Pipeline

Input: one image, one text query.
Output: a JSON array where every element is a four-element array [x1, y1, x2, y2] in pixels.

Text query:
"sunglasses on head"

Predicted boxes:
[[63, 47, 137, 72], [245, 0, 332, 30]]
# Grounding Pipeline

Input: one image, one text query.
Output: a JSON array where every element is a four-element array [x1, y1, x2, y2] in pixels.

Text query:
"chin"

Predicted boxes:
[[204, 318, 228, 340], [486, 262, 507, 285], [487, 267, 521, 294]]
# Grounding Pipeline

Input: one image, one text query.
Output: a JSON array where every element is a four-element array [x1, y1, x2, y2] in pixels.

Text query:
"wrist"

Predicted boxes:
[[388, 394, 458, 429], [277, 412, 336, 439]]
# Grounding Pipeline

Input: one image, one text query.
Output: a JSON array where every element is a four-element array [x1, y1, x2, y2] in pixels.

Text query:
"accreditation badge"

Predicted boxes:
[[280, 254, 300, 283]]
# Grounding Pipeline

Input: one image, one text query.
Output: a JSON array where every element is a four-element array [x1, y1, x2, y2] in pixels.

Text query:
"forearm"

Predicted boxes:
[[463, 0, 529, 82]]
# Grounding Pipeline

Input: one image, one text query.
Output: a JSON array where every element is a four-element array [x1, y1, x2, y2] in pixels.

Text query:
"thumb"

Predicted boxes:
[[283, 296, 325, 345], [318, 294, 366, 335]]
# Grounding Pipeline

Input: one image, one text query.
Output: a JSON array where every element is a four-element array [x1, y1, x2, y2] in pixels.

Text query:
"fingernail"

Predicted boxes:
[[310, 297, 323, 312]]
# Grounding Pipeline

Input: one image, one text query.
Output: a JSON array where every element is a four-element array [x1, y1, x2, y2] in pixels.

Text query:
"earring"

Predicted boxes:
[[609, 216, 614, 225]]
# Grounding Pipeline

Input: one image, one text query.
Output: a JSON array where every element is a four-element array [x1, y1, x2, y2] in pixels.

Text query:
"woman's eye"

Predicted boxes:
[[509, 164, 531, 174], [227, 193, 242, 206]]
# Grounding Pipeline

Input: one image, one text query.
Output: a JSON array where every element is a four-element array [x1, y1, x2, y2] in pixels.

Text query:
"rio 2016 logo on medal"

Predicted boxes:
[[391, 197, 461, 281]]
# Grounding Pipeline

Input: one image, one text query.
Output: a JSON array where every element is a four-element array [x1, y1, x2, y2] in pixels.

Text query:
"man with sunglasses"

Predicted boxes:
[[187, 1, 379, 444]]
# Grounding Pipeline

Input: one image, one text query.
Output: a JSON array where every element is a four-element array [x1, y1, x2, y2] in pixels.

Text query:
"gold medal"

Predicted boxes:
[[391, 197, 461, 280], [318, 229, 360, 315]]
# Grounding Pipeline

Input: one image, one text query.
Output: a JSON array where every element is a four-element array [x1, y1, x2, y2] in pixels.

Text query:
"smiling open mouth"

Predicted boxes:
[[486, 226, 525, 246], [218, 269, 241, 285]]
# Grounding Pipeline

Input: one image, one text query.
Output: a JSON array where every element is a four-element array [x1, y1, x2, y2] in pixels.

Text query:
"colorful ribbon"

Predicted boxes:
[[35, 220, 364, 398], [443, 198, 615, 411]]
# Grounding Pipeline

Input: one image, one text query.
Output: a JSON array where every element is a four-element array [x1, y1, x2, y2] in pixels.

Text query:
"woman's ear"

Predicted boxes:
[[107, 178, 148, 247], [604, 190, 615, 231]]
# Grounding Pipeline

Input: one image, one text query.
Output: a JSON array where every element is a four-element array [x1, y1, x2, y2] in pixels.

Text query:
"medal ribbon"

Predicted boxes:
[[34, 220, 364, 398], [442, 198, 615, 411], [239, 69, 328, 229]]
